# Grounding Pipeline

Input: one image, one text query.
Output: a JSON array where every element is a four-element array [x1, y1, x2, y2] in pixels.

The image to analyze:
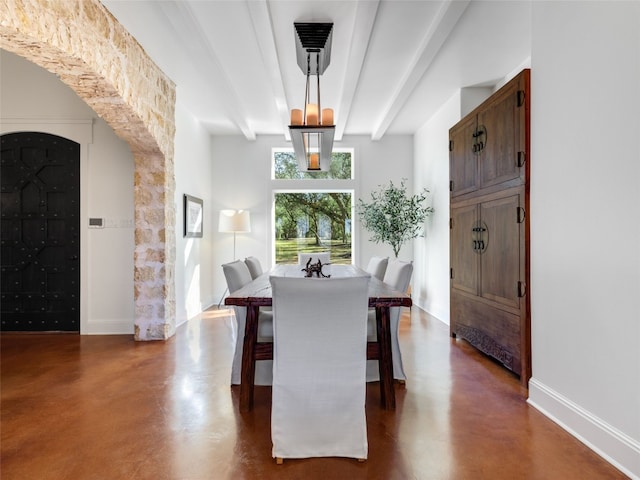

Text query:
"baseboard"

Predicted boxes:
[[528, 378, 640, 479], [201, 300, 218, 312], [83, 319, 133, 335], [414, 296, 449, 325], [83, 303, 221, 335]]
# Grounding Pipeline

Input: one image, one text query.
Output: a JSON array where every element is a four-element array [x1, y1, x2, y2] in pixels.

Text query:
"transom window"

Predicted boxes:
[[273, 150, 352, 180]]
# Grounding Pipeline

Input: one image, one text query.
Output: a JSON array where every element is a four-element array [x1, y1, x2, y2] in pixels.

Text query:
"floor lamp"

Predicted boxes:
[[218, 209, 251, 306]]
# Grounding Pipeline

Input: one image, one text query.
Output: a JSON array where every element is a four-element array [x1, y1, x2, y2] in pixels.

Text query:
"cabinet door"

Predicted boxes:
[[478, 73, 527, 189], [449, 115, 478, 197], [480, 194, 521, 309], [450, 204, 479, 296]]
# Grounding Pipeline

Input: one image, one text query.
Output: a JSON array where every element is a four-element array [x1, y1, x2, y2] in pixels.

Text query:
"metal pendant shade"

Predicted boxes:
[[289, 22, 335, 172]]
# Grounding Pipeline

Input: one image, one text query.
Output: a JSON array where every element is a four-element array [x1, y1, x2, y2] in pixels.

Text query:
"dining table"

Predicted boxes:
[[225, 263, 412, 412]]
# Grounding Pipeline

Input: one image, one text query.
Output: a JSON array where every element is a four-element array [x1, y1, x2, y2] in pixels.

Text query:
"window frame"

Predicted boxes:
[[270, 147, 357, 266]]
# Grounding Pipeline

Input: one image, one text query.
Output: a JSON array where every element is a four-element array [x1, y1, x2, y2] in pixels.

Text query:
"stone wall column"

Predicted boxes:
[[133, 152, 176, 340]]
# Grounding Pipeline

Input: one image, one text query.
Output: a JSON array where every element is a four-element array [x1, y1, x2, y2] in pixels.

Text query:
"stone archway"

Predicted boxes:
[[0, 0, 176, 340]]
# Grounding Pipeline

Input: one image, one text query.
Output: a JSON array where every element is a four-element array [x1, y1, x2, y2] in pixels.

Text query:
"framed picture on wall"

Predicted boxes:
[[184, 194, 203, 238]]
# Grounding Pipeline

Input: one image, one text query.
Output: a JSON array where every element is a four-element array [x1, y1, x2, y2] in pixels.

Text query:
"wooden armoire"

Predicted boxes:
[[449, 69, 531, 385]]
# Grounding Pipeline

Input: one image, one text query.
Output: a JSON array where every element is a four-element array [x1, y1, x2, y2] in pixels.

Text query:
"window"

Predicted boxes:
[[272, 149, 354, 265], [273, 151, 352, 180]]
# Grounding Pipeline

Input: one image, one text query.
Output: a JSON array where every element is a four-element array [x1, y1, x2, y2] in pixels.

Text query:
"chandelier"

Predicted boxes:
[[289, 22, 335, 172]]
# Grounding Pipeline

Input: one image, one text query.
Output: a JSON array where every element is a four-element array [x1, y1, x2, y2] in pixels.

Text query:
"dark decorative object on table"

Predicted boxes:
[[301, 258, 331, 278]]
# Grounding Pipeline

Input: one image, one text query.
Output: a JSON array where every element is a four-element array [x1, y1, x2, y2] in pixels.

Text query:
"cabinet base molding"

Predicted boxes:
[[452, 323, 514, 370]]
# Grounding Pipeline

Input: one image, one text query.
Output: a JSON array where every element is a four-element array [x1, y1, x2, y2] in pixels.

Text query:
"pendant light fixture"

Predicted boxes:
[[289, 22, 335, 172]]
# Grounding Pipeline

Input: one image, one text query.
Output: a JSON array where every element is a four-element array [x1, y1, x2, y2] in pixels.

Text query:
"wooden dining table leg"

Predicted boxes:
[[376, 305, 395, 410], [239, 304, 259, 412]]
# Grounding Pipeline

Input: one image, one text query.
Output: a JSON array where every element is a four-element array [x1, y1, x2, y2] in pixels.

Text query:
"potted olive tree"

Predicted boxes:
[[357, 179, 434, 258]]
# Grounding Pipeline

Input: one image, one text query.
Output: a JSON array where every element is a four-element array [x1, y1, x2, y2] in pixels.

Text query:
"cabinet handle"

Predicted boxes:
[[517, 281, 526, 297], [472, 222, 489, 254], [471, 125, 487, 155]]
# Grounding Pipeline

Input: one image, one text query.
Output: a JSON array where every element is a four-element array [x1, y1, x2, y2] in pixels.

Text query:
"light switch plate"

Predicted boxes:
[[89, 218, 104, 228]]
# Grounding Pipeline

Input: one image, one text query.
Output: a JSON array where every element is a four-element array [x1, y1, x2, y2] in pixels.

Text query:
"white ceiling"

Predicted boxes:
[[101, 0, 531, 141]]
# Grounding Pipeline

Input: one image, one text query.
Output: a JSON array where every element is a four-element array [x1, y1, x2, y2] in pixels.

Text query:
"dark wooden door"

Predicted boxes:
[[1, 132, 80, 332]]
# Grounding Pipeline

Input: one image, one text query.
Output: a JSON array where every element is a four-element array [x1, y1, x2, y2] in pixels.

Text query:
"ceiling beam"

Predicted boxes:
[[158, 2, 257, 140], [246, 0, 291, 140], [371, 0, 470, 141], [334, 0, 380, 142]]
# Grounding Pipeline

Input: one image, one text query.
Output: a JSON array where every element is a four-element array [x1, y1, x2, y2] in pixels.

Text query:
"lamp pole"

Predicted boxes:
[[218, 210, 251, 307]]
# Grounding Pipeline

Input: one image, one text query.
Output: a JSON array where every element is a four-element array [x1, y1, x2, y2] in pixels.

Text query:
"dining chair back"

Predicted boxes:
[[366, 259, 413, 382], [222, 260, 253, 293], [297, 251, 330, 267], [365, 256, 388, 280], [270, 275, 370, 462], [222, 260, 273, 385], [383, 259, 413, 294], [244, 256, 264, 280]]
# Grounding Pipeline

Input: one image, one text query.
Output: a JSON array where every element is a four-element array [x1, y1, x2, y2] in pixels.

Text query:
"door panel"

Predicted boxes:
[[1, 132, 80, 332], [478, 78, 521, 189], [480, 194, 520, 309], [450, 204, 479, 296], [449, 115, 478, 197]]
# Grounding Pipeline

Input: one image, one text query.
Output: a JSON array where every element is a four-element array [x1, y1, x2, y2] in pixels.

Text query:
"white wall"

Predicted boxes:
[[174, 100, 216, 325], [527, 2, 640, 477], [413, 92, 458, 323], [210, 134, 413, 301], [85, 119, 135, 333], [413, 2, 640, 475], [351, 135, 415, 263], [1, 50, 135, 334]]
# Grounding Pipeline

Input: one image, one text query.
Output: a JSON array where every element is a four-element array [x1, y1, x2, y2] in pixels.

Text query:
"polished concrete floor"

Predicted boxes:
[[1, 307, 626, 480]]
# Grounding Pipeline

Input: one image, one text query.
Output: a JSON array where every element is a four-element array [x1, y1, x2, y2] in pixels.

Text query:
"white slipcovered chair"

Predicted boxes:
[[244, 256, 263, 280], [222, 260, 273, 385], [364, 255, 388, 280], [270, 275, 370, 462], [297, 251, 330, 267], [366, 259, 413, 382]]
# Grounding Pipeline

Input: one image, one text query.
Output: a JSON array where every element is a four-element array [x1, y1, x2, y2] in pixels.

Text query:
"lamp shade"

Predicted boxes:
[[218, 210, 251, 233]]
